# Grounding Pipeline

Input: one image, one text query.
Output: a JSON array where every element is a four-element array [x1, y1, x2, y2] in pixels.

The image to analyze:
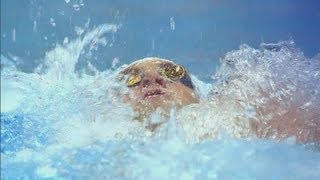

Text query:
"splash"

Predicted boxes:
[[177, 41, 319, 143], [1, 25, 320, 179]]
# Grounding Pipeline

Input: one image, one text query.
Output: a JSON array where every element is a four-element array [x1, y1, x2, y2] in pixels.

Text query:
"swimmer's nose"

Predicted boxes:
[[141, 73, 166, 88]]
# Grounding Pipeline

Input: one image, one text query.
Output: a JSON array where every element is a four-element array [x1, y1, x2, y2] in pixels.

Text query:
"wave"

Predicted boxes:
[[1, 24, 320, 179]]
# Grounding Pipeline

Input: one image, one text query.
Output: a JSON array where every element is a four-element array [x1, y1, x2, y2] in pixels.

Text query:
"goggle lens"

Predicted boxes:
[[125, 64, 186, 87], [160, 64, 185, 81], [126, 74, 142, 87]]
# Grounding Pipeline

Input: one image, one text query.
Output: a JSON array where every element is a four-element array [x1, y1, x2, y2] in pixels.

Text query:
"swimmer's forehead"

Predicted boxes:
[[122, 57, 178, 74]]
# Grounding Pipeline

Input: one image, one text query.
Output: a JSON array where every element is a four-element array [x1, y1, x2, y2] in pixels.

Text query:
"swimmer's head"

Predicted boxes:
[[119, 57, 199, 119]]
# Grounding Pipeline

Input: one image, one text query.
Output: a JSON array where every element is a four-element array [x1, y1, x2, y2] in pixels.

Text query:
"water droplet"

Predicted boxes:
[[50, 18, 56, 27], [33, 21, 37, 32], [170, 17, 175, 30], [63, 37, 69, 45], [74, 26, 84, 35], [73, 4, 80, 11], [112, 58, 120, 68], [12, 28, 16, 42]]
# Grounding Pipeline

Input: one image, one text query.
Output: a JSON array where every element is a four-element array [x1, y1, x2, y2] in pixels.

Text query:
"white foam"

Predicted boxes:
[[1, 81, 24, 112], [1, 24, 320, 179]]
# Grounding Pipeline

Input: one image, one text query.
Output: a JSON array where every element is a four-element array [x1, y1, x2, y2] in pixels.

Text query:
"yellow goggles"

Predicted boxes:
[[126, 64, 186, 87]]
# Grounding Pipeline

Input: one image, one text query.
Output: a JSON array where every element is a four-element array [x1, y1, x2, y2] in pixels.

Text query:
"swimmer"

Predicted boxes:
[[119, 57, 199, 121], [118, 57, 319, 144]]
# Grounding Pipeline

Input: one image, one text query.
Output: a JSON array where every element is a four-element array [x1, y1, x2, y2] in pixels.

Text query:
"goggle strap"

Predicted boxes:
[[180, 73, 194, 90]]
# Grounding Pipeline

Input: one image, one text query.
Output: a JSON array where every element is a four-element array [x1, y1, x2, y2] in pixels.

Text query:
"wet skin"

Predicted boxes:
[[119, 57, 319, 144], [121, 58, 199, 120]]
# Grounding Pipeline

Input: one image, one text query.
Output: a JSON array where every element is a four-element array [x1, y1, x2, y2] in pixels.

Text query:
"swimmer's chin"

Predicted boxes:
[[131, 98, 176, 122]]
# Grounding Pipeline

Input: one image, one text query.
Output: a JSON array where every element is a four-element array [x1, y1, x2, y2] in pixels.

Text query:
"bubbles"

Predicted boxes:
[[31, 138, 317, 179], [208, 41, 320, 142]]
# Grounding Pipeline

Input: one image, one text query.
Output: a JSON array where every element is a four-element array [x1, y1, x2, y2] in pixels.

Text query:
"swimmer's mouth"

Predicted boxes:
[[144, 89, 165, 99]]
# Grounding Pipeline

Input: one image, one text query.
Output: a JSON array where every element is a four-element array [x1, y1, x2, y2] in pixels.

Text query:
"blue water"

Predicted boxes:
[[2, 0, 320, 80], [1, 0, 320, 179]]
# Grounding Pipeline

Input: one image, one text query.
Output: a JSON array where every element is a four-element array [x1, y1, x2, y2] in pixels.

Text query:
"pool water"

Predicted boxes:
[[1, 1, 320, 179]]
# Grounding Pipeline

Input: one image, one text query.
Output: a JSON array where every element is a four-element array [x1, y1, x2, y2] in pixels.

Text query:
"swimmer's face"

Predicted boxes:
[[120, 58, 199, 119]]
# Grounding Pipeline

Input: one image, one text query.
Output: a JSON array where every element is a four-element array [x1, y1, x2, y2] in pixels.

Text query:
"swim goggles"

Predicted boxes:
[[125, 63, 187, 87]]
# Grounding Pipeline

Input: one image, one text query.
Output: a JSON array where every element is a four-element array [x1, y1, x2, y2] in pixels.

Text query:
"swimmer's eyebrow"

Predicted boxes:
[[159, 62, 176, 68], [121, 67, 139, 74]]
